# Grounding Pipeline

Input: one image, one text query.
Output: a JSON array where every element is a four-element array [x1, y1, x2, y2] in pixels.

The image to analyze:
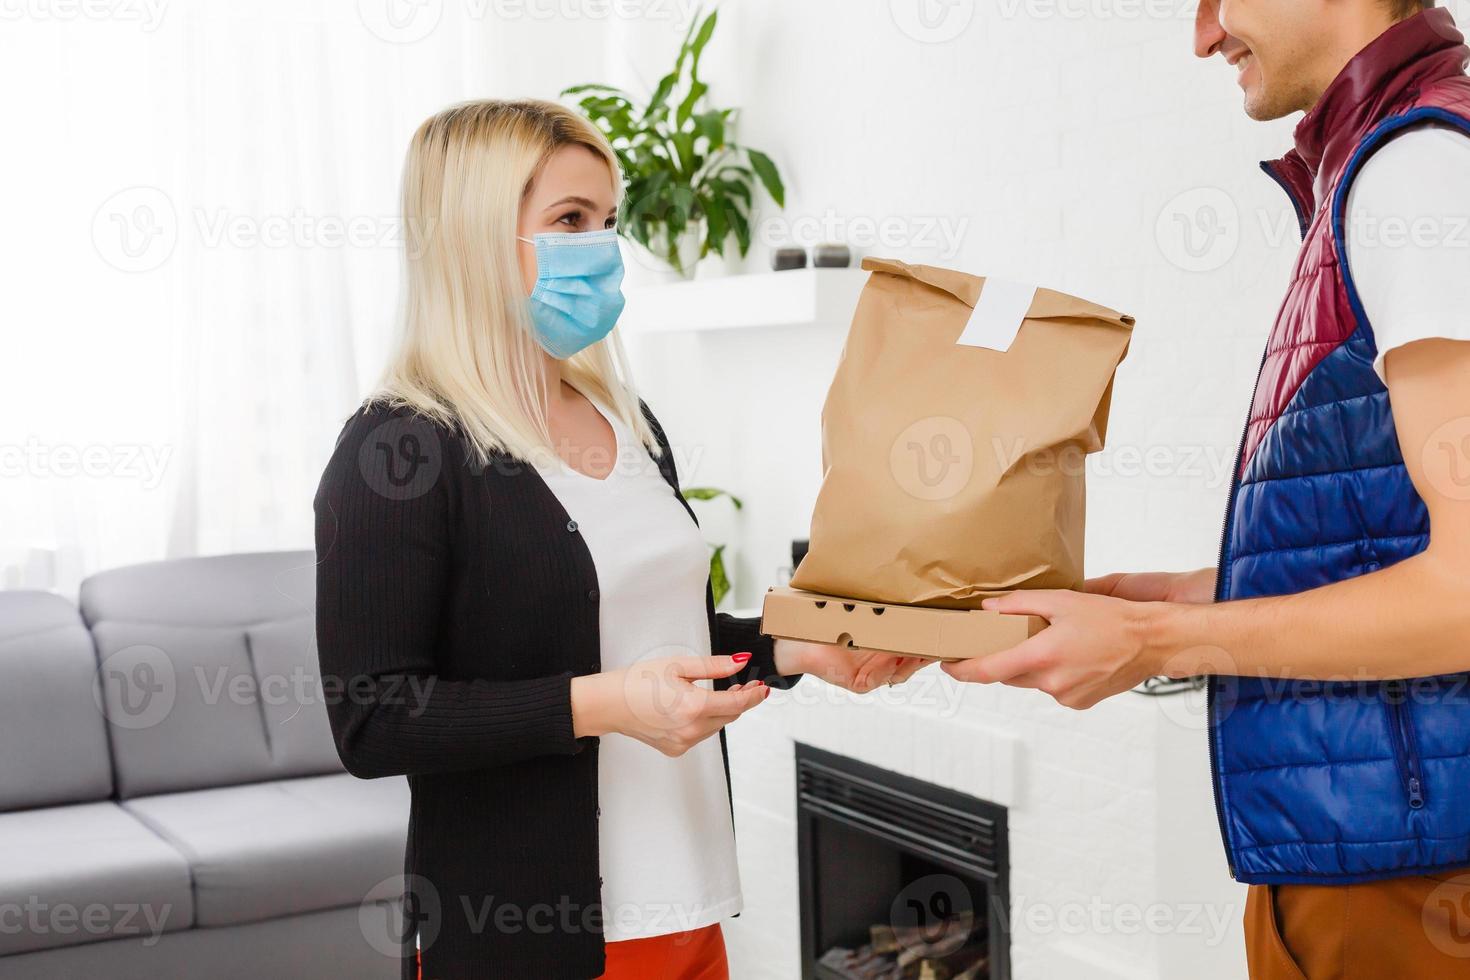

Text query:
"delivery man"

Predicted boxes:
[[942, 1, 1470, 975]]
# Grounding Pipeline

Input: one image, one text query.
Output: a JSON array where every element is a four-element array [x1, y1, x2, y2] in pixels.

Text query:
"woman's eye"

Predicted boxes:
[[557, 211, 583, 227], [603, 217, 617, 230]]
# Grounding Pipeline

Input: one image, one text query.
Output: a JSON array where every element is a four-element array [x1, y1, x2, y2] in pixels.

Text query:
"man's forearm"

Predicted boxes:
[[1148, 545, 1470, 680]]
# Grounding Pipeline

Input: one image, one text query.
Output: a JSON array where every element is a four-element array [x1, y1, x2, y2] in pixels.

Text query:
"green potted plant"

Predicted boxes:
[[563, 7, 785, 279], [681, 486, 742, 608]]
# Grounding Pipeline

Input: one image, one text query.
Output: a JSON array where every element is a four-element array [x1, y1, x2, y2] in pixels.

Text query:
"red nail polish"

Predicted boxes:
[[732, 652, 752, 664]]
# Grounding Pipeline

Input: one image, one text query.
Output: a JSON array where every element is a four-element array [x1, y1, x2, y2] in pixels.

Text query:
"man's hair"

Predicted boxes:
[[1387, 0, 1432, 20]]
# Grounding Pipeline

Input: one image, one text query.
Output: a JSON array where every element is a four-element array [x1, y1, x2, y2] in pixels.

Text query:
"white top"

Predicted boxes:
[[1344, 123, 1470, 382], [533, 392, 742, 942]]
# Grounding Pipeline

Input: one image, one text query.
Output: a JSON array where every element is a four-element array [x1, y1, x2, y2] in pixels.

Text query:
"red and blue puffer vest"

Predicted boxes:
[[1211, 8, 1470, 885]]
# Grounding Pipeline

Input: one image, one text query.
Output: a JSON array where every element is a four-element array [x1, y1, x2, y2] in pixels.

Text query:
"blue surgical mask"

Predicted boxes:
[[517, 229, 626, 358]]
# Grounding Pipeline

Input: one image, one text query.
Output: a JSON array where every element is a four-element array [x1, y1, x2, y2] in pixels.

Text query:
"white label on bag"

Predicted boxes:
[[956, 278, 1036, 353]]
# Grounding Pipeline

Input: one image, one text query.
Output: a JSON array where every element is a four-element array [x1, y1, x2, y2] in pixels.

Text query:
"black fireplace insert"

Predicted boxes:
[[796, 743, 1010, 980]]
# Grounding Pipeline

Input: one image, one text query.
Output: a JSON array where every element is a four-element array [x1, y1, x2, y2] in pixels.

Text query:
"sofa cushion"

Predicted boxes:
[[0, 592, 113, 811], [78, 551, 315, 628], [246, 615, 344, 780], [80, 551, 344, 798], [0, 904, 401, 980], [0, 802, 194, 955], [122, 774, 408, 927], [91, 621, 276, 798]]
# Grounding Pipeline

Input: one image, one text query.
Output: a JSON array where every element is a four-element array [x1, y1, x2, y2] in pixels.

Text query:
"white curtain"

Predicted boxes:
[[2, 0, 612, 595]]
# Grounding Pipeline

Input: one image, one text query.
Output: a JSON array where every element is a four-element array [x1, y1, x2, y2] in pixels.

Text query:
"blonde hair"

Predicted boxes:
[[374, 98, 658, 464]]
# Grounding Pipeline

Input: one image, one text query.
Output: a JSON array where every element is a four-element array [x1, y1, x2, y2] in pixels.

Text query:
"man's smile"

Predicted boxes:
[[1228, 48, 1257, 88]]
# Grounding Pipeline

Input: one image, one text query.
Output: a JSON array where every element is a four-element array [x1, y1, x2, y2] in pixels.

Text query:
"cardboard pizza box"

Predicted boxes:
[[760, 586, 1046, 662]]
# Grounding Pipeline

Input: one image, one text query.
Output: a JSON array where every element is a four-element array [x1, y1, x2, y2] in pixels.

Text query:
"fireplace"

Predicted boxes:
[[796, 743, 1010, 980]]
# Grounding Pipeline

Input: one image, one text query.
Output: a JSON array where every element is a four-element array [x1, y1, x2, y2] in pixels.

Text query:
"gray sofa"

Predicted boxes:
[[0, 551, 406, 979]]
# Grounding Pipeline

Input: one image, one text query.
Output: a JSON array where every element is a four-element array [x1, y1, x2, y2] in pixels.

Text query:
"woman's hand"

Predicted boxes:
[[1083, 568, 1217, 604], [570, 654, 770, 757], [775, 639, 930, 693]]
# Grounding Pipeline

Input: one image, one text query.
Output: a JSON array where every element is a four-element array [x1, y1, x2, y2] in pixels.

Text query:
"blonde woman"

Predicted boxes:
[[314, 100, 922, 980]]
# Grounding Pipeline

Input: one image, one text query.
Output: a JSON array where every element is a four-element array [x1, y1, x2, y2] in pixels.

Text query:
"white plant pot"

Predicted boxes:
[[619, 222, 705, 286], [694, 236, 746, 280]]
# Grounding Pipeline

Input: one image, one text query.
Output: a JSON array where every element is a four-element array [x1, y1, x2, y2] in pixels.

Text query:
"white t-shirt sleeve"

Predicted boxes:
[[1343, 123, 1470, 383]]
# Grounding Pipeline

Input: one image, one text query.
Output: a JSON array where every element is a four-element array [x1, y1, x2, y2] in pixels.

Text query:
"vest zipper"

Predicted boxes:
[[1384, 679, 1427, 809]]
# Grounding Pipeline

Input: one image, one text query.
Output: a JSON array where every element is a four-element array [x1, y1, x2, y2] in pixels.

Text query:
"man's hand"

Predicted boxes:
[[941, 338, 1470, 699], [1084, 568, 1216, 604], [940, 590, 1163, 710], [775, 639, 930, 693]]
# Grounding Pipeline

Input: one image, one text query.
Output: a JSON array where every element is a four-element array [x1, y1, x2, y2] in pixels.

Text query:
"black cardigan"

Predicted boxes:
[[314, 400, 795, 980]]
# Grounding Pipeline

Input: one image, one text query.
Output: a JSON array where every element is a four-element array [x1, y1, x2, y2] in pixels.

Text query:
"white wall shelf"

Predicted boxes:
[[619, 268, 868, 334]]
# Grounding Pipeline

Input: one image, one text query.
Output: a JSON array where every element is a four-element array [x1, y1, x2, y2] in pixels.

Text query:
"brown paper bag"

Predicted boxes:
[[790, 257, 1133, 609]]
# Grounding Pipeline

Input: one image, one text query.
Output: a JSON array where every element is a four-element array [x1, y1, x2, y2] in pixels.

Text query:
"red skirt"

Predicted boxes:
[[596, 924, 729, 980]]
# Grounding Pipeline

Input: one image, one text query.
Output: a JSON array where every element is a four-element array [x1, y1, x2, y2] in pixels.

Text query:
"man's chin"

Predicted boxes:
[[1243, 88, 1295, 122]]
